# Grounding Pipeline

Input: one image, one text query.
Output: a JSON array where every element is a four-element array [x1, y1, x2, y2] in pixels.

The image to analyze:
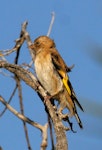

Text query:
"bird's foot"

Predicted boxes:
[[57, 111, 68, 120]]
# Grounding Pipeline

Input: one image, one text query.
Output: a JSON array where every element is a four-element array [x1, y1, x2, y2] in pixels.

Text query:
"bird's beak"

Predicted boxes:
[[29, 43, 34, 50]]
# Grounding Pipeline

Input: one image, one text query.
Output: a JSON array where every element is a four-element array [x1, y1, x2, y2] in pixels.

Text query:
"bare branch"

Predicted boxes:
[[0, 60, 38, 91], [41, 123, 48, 150], [44, 97, 68, 150], [0, 96, 42, 128], [0, 96, 48, 149], [47, 12, 55, 37]]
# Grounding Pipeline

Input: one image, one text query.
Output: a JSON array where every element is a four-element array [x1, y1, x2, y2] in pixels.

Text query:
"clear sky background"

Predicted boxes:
[[0, 0, 102, 150]]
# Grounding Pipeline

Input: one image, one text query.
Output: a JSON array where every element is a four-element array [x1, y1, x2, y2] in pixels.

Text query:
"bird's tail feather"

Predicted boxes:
[[75, 112, 83, 129]]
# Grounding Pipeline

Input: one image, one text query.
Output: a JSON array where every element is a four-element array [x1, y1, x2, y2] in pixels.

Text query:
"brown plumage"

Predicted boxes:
[[29, 36, 83, 128]]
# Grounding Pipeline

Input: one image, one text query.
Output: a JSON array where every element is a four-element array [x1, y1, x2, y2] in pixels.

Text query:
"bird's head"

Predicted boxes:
[[29, 36, 56, 54]]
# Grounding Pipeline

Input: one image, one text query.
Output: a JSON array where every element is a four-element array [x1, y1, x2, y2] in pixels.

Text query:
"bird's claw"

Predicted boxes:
[[57, 111, 68, 120]]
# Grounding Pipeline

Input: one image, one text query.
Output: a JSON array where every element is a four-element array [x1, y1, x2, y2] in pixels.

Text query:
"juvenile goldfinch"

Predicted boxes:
[[29, 36, 83, 128]]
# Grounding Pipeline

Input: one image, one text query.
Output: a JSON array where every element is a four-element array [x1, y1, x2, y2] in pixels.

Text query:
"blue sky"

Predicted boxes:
[[0, 0, 102, 150]]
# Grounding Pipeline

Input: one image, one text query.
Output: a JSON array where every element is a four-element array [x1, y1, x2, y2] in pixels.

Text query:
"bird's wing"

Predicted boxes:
[[51, 49, 72, 94], [51, 49, 83, 111], [51, 48, 73, 72]]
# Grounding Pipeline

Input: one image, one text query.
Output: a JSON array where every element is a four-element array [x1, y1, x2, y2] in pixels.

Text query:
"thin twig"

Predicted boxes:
[[48, 115, 55, 150], [0, 84, 18, 117], [0, 48, 19, 57], [16, 77, 32, 150], [22, 21, 32, 46], [14, 22, 28, 64], [47, 12, 55, 37]]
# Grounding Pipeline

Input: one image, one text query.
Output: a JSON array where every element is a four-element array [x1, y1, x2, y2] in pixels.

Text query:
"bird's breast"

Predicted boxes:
[[34, 53, 63, 96]]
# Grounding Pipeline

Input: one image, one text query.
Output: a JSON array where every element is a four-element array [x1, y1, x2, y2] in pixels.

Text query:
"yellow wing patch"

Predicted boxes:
[[58, 69, 71, 96], [62, 77, 71, 96]]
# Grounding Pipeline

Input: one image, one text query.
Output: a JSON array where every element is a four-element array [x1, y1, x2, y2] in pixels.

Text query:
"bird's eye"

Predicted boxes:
[[35, 41, 40, 45]]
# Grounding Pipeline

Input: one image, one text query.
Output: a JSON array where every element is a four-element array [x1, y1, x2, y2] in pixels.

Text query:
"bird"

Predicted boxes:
[[29, 35, 84, 129]]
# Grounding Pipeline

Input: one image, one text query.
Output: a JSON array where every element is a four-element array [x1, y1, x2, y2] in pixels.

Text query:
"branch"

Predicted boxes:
[[0, 96, 48, 149], [47, 12, 55, 37], [0, 60, 38, 91]]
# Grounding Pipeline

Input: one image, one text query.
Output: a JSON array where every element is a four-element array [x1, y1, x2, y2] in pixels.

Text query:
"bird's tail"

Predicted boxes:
[[74, 111, 83, 129]]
